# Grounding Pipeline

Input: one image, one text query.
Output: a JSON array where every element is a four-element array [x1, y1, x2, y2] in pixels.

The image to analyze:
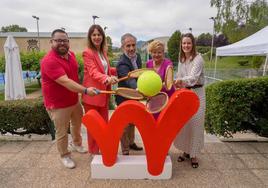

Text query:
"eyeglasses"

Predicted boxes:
[[52, 39, 69, 43]]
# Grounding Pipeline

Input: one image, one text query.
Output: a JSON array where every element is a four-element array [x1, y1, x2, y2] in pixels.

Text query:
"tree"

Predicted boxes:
[[106, 36, 113, 60], [196, 33, 212, 46], [214, 34, 228, 47], [1, 24, 27, 32], [210, 0, 249, 31], [248, 0, 268, 30], [210, 0, 268, 43], [167, 30, 181, 64]]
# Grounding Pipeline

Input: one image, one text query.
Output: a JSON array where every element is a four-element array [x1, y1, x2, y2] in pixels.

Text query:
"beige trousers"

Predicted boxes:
[[120, 124, 135, 153], [47, 103, 83, 157]]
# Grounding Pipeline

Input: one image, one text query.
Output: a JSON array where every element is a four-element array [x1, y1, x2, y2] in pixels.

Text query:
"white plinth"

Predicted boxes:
[[91, 155, 172, 179]]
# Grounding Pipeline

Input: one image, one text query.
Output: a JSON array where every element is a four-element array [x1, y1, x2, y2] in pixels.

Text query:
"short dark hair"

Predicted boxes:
[[87, 24, 106, 52], [51, 29, 68, 37]]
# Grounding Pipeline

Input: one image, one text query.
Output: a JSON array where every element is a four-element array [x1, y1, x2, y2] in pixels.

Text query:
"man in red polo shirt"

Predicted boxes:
[[41, 29, 96, 169]]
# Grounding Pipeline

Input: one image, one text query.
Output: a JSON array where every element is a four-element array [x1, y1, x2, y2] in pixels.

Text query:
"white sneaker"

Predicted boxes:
[[61, 156, 75, 169], [69, 143, 88, 153]]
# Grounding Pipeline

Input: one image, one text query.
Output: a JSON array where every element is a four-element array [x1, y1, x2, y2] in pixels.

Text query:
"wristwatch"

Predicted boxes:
[[84, 88, 88, 95]]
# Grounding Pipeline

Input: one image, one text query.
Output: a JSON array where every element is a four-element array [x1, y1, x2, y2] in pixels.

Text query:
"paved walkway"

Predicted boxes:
[[0, 128, 268, 188], [1, 90, 268, 187], [26, 89, 42, 99]]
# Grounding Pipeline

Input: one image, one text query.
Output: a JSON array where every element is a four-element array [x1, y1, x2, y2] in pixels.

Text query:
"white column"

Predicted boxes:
[[263, 54, 268, 76]]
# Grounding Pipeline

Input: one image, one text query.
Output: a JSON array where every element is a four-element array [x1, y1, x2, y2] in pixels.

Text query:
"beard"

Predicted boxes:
[[54, 45, 69, 56]]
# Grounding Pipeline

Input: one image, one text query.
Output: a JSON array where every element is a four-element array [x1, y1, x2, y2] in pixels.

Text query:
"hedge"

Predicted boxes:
[[0, 98, 54, 138], [205, 76, 268, 138]]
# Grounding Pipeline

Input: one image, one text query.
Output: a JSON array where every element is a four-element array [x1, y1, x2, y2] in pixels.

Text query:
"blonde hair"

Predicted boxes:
[[148, 40, 164, 54]]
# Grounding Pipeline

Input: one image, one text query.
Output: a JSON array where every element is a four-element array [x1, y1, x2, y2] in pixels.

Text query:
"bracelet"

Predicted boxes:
[[84, 88, 88, 95]]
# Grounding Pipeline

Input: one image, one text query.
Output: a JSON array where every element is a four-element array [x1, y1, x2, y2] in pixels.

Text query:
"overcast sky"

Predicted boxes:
[[1, 0, 217, 47]]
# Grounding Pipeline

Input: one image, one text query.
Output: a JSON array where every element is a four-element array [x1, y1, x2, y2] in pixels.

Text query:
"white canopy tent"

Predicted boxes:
[[215, 26, 268, 77], [4, 35, 26, 100]]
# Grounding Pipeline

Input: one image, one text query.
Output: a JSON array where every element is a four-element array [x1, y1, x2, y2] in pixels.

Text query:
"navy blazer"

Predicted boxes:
[[115, 53, 142, 105]]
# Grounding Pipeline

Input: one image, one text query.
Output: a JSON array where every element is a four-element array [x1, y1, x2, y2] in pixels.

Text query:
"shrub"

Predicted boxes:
[[75, 53, 84, 84], [238, 60, 249, 66], [0, 56, 5, 72], [20, 51, 46, 71], [205, 77, 268, 137], [251, 56, 265, 69], [0, 98, 53, 137], [0, 51, 46, 72], [196, 46, 211, 54]]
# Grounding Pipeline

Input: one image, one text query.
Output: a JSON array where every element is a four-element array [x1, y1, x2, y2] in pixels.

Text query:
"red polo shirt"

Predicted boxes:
[[41, 50, 79, 109]]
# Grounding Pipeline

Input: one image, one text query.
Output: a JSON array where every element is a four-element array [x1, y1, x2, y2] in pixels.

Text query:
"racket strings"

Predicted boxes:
[[165, 66, 174, 91], [146, 93, 168, 113], [116, 88, 144, 100]]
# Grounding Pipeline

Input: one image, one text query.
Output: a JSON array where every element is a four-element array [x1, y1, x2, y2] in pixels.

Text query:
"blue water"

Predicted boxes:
[[0, 71, 38, 84]]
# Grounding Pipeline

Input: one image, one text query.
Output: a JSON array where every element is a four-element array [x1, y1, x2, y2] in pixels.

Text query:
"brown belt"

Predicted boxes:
[[186, 85, 203, 89]]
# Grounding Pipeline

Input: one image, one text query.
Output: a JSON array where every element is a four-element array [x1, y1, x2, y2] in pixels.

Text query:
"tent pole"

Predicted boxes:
[[263, 54, 268, 76], [213, 56, 218, 78]]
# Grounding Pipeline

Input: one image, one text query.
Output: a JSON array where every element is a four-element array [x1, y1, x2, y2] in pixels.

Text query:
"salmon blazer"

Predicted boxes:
[[82, 48, 116, 107]]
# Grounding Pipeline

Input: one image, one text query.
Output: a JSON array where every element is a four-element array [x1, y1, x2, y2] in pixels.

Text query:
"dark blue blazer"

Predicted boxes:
[[115, 53, 142, 105]]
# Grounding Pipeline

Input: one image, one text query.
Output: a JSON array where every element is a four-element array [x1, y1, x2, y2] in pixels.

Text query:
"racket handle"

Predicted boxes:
[[118, 76, 128, 82], [98, 90, 115, 94]]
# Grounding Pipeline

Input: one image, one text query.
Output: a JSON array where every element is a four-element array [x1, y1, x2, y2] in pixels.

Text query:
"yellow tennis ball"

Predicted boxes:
[[137, 71, 162, 97]]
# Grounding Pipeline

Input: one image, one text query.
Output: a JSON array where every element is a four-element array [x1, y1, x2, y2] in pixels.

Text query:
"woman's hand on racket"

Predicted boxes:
[[174, 79, 183, 88], [105, 76, 119, 85], [110, 76, 119, 84]]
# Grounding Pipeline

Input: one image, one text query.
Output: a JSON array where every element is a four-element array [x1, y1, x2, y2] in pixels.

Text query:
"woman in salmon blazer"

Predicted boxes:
[[82, 24, 118, 154]]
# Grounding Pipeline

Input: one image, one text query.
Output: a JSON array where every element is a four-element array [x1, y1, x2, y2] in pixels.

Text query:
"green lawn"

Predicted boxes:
[[0, 83, 41, 101], [204, 56, 254, 69]]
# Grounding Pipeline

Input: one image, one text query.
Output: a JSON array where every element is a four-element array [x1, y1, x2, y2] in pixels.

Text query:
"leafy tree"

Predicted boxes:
[[247, 0, 268, 30], [196, 33, 228, 47], [214, 34, 229, 47], [106, 36, 113, 60], [167, 30, 181, 64], [210, 0, 268, 43], [196, 33, 212, 46], [20, 51, 45, 71], [1, 24, 27, 32], [210, 0, 249, 31]]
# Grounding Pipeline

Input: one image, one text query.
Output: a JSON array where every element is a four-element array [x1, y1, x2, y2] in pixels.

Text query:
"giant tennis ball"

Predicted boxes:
[[137, 71, 162, 97]]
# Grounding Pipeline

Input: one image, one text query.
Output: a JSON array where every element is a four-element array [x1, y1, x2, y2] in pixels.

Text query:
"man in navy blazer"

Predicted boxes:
[[116, 33, 143, 155]]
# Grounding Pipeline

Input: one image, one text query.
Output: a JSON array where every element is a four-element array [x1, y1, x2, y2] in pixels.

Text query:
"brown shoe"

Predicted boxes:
[[129, 143, 143, 151], [191, 157, 199, 168], [177, 152, 190, 162]]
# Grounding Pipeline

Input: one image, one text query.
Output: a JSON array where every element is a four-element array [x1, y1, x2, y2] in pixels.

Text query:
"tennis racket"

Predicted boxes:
[[118, 68, 155, 82], [145, 92, 169, 113], [164, 65, 174, 91], [94, 88, 144, 100]]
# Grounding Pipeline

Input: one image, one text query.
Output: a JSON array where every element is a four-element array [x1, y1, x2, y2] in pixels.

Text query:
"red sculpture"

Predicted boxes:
[[82, 89, 199, 176]]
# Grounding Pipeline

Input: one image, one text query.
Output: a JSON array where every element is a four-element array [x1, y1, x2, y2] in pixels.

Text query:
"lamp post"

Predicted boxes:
[[104, 26, 108, 33], [92, 15, 99, 24], [189, 27, 192, 33], [32, 15, 40, 51], [209, 17, 216, 62]]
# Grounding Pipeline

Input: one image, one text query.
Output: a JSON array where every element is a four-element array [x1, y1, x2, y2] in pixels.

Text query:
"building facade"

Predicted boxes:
[[0, 32, 87, 56]]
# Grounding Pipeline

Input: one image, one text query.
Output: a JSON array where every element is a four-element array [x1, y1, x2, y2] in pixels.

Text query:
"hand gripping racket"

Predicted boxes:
[[118, 68, 155, 82], [94, 87, 144, 100]]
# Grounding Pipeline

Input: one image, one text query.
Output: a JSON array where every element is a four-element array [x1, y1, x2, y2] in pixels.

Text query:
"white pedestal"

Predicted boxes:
[[91, 155, 172, 179]]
